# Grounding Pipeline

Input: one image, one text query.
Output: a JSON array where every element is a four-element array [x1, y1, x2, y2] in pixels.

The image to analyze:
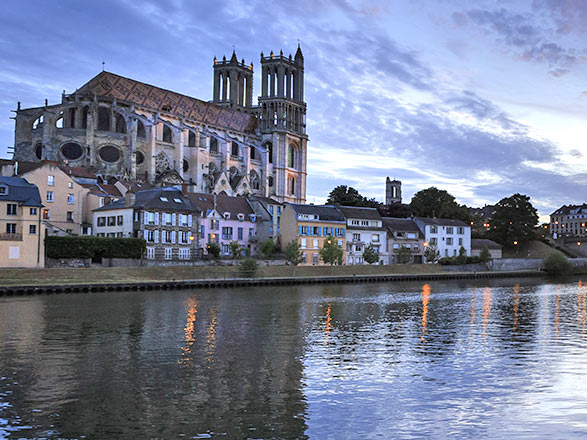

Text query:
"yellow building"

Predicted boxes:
[[280, 204, 346, 265], [0, 176, 44, 268]]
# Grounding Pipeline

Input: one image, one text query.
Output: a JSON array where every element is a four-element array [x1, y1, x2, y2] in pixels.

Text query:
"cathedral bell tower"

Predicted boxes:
[[259, 45, 307, 203], [212, 50, 254, 109]]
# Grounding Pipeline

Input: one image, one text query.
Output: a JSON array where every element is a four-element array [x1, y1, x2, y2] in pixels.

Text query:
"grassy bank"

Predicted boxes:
[[0, 264, 453, 287]]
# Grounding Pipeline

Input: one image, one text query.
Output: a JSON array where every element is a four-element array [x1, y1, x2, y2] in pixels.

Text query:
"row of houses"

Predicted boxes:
[[0, 159, 496, 267]]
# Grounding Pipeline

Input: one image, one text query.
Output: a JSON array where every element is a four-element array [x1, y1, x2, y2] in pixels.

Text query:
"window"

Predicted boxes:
[[430, 226, 438, 233], [29, 224, 37, 235], [137, 120, 146, 139], [164, 248, 173, 260], [67, 212, 74, 222], [210, 219, 219, 230], [313, 239, 319, 249], [301, 238, 307, 249], [269, 205, 274, 215], [301, 253, 307, 263], [30, 208, 37, 215], [222, 226, 233, 240], [238, 228, 243, 240], [458, 238, 463, 246], [6, 223, 16, 234], [48, 175, 55, 186], [98, 107, 110, 131], [97, 217, 106, 227], [163, 125, 173, 143], [249, 228, 254, 237], [117, 215, 123, 226], [353, 233, 361, 241], [174, 198, 182, 204], [457, 226, 464, 234], [107, 216, 116, 226], [179, 248, 190, 260], [361, 220, 369, 226], [43, 209, 49, 219], [210, 137, 218, 153], [231, 141, 239, 157], [289, 177, 295, 195], [0, 185, 7, 195], [288, 144, 296, 168], [446, 226, 454, 234], [115, 113, 126, 133], [6, 204, 17, 215], [68, 194, 74, 204], [430, 237, 437, 245], [46, 191, 54, 202], [68, 182, 73, 189], [393, 243, 399, 249], [372, 234, 380, 242], [447, 237, 453, 245], [312, 253, 319, 265], [146, 247, 155, 259], [100, 198, 105, 207]]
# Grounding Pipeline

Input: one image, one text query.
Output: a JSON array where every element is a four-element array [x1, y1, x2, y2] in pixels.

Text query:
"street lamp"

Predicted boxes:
[[189, 234, 195, 266]]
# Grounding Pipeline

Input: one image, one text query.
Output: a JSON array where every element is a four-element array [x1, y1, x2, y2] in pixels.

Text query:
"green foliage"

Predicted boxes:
[[319, 235, 344, 265], [284, 240, 303, 266], [45, 236, 146, 259], [423, 245, 440, 263], [456, 246, 468, 264], [543, 253, 571, 275], [396, 245, 412, 264], [479, 245, 492, 262], [363, 243, 379, 264], [438, 256, 482, 265], [206, 242, 220, 259], [377, 203, 412, 218], [229, 241, 241, 259], [239, 258, 259, 278], [409, 187, 470, 222], [260, 240, 275, 258], [489, 193, 538, 247], [326, 185, 379, 207]]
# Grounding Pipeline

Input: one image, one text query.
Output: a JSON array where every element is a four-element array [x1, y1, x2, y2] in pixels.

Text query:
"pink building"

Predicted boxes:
[[188, 193, 257, 257]]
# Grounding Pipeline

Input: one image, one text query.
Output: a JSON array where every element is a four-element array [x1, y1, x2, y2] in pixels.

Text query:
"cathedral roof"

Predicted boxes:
[[75, 71, 257, 133]]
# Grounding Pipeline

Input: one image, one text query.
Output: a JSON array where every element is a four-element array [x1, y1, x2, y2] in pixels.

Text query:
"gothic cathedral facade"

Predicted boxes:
[[12, 46, 308, 203]]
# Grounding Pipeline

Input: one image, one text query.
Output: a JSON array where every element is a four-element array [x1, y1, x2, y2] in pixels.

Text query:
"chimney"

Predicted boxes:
[[13, 161, 18, 176], [181, 182, 189, 195], [125, 192, 136, 207]]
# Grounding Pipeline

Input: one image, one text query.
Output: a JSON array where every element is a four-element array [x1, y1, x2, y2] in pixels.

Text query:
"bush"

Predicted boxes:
[[284, 240, 303, 266], [260, 240, 275, 258], [543, 253, 571, 275], [239, 258, 258, 278], [438, 256, 482, 266], [229, 241, 241, 259], [207, 242, 220, 259], [45, 236, 146, 259], [479, 245, 491, 262]]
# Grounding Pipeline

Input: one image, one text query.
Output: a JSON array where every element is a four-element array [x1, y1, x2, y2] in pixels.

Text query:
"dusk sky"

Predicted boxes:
[[1, 0, 587, 218]]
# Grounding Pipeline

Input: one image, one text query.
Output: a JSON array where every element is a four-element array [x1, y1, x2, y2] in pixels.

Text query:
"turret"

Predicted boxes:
[[212, 50, 254, 109]]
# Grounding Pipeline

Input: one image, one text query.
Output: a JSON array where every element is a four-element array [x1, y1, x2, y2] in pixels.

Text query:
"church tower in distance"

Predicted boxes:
[[386, 177, 402, 204]]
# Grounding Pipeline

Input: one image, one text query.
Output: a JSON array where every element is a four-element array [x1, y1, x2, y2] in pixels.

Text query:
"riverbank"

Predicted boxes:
[[0, 264, 547, 296]]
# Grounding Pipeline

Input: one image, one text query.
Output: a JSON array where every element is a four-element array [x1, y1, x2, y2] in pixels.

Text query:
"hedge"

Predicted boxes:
[[46, 236, 146, 259], [438, 256, 483, 266]]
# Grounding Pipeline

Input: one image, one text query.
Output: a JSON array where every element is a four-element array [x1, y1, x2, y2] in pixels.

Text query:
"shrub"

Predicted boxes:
[[284, 240, 303, 266], [239, 258, 258, 278], [363, 243, 379, 265], [45, 236, 145, 259], [207, 242, 220, 259], [260, 240, 275, 258], [229, 241, 241, 259], [396, 246, 412, 264], [479, 245, 492, 262], [543, 253, 571, 275], [456, 246, 468, 265], [424, 245, 440, 263]]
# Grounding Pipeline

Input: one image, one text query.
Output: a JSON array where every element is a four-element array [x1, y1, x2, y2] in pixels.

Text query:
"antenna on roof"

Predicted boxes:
[[102, 61, 105, 72]]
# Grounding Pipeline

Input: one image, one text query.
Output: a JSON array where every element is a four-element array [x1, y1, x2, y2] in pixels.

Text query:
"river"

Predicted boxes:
[[1, 277, 586, 439]]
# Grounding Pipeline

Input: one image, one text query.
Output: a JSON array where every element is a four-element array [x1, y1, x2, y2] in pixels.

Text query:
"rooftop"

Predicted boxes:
[[289, 204, 346, 222], [0, 176, 43, 207]]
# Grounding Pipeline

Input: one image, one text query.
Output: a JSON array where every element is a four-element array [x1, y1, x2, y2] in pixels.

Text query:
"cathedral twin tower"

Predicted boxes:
[[13, 45, 308, 203]]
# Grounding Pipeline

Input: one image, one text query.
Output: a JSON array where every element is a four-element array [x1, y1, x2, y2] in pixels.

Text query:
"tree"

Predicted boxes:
[[479, 245, 491, 262], [489, 193, 538, 247], [363, 243, 379, 264], [319, 235, 344, 265], [377, 203, 412, 218], [206, 242, 220, 259], [410, 187, 470, 222], [326, 185, 379, 207], [456, 245, 467, 264], [543, 252, 571, 275], [260, 240, 275, 258], [396, 246, 412, 264], [284, 240, 303, 265], [229, 241, 242, 259], [424, 245, 440, 263]]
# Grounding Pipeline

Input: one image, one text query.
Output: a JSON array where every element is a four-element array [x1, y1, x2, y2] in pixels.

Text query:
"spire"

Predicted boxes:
[[295, 42, 304, 62], [230, 50, 238, 63]]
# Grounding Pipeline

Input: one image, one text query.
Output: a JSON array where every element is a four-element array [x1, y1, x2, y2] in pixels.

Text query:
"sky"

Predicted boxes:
[[1, 0, 587, 219]]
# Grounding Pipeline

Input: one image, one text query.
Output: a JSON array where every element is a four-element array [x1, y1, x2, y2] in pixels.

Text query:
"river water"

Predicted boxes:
[[1, 277, 587, 439]]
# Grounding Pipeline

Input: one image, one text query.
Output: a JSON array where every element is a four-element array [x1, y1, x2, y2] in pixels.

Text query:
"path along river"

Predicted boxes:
[[1, 277, 587, 439]]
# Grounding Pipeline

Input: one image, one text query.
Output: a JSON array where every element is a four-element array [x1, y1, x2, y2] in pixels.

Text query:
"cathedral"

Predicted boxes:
[[12, 46, 308, 203]]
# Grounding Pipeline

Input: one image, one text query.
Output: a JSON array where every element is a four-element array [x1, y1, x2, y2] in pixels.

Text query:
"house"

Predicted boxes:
[[550, 204, 587, 239], [414, 217, 471, 260], [93, 186, 197, 261], [383, 217, 425, 264], [248, 195, 284, 244], [471, 239, 502, 259], [1, 160, 90, 235], [0, 176, 44, 268], [188, 193, 257, 257], [280, 204, 346, 265], [338, 206, 387, 265]]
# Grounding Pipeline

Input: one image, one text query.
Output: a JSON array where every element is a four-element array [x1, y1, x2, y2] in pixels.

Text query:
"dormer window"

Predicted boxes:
[[0, 185, 7, 195], [224, 212, 230, 220], [250, 214, 256, 223], [160, 197, 169, 202], [174, 198, 182, 203], [237, 213, 244, 221]]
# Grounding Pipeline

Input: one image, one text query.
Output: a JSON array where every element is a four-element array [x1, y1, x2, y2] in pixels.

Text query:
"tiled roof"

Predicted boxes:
[[95, 186, 193, 212], [289, 204, 346, 222], [471, 239, 502, 249], [187, 193, 254, 219], [415, 217, 468, 227], [0, 176, 43, 207], [382, 217, 421, 233], [75, 71, 257, 133], [338, 206, 382, 221], [551, 204, 587, 216], [60, 165, 97, 179]]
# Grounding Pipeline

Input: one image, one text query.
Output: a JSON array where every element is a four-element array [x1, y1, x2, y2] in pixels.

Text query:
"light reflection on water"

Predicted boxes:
[[1, 277, 587, 438]]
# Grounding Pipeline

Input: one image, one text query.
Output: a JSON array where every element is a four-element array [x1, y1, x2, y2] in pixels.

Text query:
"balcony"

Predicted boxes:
[[0, 233, 22, 241]]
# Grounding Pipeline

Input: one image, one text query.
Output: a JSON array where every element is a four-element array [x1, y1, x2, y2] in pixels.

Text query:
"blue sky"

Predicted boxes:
[[1, 0, 587, 217]]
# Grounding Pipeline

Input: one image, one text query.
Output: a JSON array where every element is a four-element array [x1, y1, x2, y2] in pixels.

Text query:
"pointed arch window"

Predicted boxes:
[[137, 120, 146, 139], [231, 141, 239, 157], [97, 107, 110, 131], [162, 125, 173, 143], [210, 137, 218, 153]]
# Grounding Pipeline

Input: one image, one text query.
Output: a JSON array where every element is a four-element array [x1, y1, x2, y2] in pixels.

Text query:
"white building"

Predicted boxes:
[[339, 206, 387, 264], [414, 217, 471, 260]]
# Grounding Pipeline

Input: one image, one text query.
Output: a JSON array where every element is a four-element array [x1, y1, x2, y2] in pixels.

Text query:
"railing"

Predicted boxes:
[[0, 233, 22, 241]]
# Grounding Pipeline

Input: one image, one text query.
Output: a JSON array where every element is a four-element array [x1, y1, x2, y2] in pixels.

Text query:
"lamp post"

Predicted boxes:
[[189, 234, 195, 271], [513, 240, 518, 256]]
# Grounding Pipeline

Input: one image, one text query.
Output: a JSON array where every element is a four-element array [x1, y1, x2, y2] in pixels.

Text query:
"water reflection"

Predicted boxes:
[[2, 278, 587, 439]]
